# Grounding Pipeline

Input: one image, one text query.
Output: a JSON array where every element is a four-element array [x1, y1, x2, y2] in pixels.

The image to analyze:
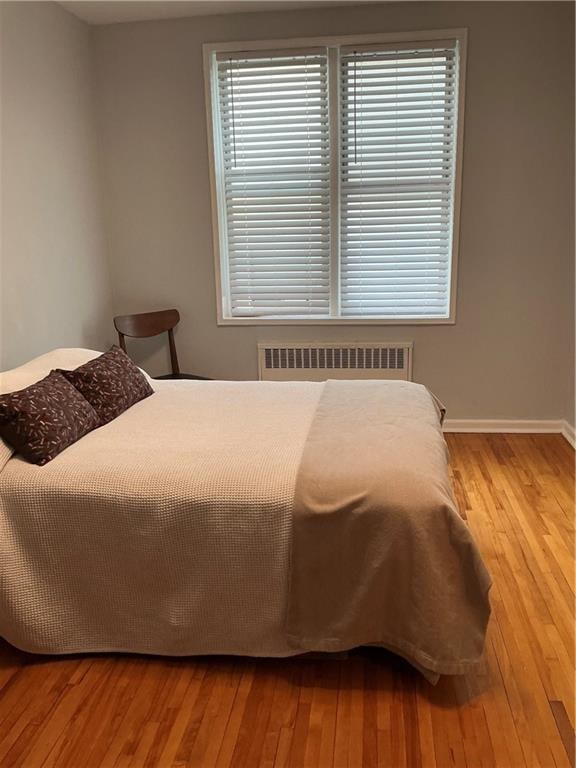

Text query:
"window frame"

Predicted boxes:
[[203, 28, 467, 326]]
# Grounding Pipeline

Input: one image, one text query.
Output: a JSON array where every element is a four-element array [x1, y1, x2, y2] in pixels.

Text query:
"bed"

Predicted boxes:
[[0, 349, 491, 682]]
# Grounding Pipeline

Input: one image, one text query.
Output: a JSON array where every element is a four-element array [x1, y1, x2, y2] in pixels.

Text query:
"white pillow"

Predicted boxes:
[[0, 348, 103, 395]]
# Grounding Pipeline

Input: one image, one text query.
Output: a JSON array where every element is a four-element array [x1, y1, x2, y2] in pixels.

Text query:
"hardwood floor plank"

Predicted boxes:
[[229, 663, 279, 768], [361, 663, 378, 768], [215, 665, 255, 768], [550, 700, 576, 768], [0, 434, 572, 767]]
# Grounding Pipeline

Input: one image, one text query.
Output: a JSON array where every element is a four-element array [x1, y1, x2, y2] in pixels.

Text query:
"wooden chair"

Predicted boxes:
[[113, 309, 210, 380]]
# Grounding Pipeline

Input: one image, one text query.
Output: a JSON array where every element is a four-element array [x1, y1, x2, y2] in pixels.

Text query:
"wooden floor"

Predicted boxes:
[[0, 434, 573, 768]]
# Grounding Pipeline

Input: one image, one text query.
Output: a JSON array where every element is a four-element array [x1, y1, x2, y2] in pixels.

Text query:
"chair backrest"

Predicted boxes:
[[113, 309, 180, 375]]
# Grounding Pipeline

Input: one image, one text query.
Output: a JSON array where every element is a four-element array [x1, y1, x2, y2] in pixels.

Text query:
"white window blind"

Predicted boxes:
[[216, 52, 331, 317], [339, 44, 458, 318], [208, 34, 463, 323]]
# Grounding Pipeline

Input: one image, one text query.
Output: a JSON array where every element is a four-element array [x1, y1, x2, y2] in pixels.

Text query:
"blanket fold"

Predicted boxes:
[[285, 380, 491, 677]]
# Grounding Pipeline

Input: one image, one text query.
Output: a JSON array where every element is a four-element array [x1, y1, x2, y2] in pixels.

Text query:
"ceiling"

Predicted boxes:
[[60, 1, 378, 25]]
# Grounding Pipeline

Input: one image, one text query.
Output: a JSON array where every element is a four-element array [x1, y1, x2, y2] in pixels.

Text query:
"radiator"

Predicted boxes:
[[258, 342, 413, 382]]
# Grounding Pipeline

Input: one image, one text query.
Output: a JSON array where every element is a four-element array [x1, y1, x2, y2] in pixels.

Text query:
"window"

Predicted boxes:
[[205, 31, 465, 324]]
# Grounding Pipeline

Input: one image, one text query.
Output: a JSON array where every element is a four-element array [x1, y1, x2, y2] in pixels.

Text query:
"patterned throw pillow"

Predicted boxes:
[[58, 345, 153, 425], [0, 371, 100, 465]]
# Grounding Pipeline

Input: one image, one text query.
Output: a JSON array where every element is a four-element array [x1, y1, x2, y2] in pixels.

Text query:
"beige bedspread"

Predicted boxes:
[[285, 381, 492, 677], [0, 379, 321, 657], [0, 360, 490, 679]]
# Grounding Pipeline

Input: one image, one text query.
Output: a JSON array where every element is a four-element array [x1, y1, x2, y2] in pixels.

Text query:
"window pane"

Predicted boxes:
[[216, 53, 331, 318], [339, 45, 458, 318]]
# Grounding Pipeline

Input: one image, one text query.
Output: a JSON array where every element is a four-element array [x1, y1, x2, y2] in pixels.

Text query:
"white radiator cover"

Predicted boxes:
[[258, 342, 413, 382]]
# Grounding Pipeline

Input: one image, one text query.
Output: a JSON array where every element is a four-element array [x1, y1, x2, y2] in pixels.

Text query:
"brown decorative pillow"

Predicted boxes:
[[57, 345, 153, 425], [0, 371, 100, 465]]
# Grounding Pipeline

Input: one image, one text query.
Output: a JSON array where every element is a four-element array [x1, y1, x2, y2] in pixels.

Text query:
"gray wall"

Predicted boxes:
[[1, 2, 572, 423], [0, 1, 114, 370], [93, 1, 575, 422]]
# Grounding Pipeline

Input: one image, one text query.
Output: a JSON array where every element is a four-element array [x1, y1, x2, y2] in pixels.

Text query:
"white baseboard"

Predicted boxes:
[[443, 419, 576, 448], [561, 421, 576, 448]]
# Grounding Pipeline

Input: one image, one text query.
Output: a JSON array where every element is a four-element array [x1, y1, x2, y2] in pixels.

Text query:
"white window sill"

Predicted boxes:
[[217, 316, 456, 326]]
